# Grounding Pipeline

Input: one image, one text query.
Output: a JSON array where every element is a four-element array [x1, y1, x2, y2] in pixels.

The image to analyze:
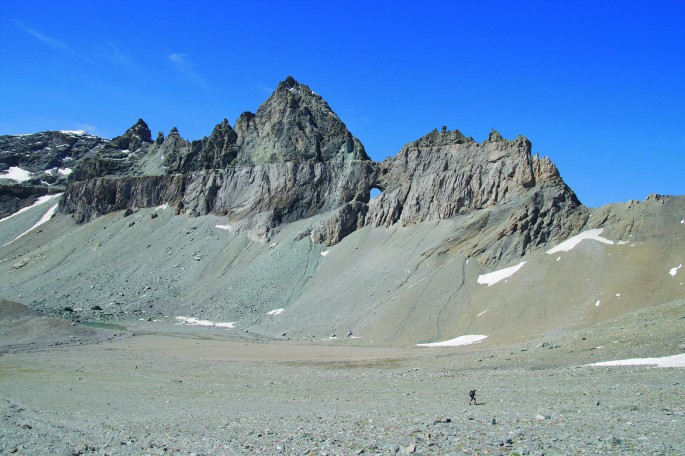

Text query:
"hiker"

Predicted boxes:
[[469, 389, 477, 405]]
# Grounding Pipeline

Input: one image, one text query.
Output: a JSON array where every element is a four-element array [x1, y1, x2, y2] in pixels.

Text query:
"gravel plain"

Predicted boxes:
[[1, 318, 683, 456]]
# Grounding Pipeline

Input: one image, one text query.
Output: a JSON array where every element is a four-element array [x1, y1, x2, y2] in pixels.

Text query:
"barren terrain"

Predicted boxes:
[[1, 310, 683, 455]]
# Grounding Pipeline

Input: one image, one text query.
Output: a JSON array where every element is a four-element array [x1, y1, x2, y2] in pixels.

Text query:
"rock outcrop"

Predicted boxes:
[[109, 118, 152, 151], [232, 76, 369, 164], [4, 77, 590, 264], [363, 128, 587, 262]]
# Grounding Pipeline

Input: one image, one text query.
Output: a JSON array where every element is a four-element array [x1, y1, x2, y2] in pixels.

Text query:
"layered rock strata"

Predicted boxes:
[[4, 77, 588, 264]]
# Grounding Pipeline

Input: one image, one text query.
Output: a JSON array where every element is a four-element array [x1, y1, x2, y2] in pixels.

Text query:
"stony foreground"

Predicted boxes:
[[0, 323, 683, 455]]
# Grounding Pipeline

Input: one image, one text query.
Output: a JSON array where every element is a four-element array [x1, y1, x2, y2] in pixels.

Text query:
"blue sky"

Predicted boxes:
[[1, 1, 683, 207]]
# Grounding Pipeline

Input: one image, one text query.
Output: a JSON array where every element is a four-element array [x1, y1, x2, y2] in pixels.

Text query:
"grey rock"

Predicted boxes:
[[109, 118, 152, 152], [11, 258, 29, 270], [1, 77, 611, 266], [233, 76, 369, 165]]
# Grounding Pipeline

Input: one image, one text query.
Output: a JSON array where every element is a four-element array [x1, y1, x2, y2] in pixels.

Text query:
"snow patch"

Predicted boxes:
[[1, 166, 32, 182], [175, 316, 236, 329], [155, 203, 169, 211], [59, 130, 88, 136], [546, 228, 614, 254], [477, 309, 488, 317], [417, 335, 487, 347], [586, 353, 685, 368], [595, 300, 601, 307], [266, 308, 284, 315], [2, 199, 61, 247], [58, 168, 73, 176], [0, 194, 61, 224], [320, 250, 329, 257], [477, 261, 526, 286], [215, 224, 233, 231], [669, 264, 682, 276]]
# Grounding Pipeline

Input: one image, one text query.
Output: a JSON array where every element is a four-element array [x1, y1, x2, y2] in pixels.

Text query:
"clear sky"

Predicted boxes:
[[1, 1, 683, 207]]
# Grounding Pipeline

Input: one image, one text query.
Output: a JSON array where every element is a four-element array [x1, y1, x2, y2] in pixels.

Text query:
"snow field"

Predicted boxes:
[[416, 335, 487, 347]]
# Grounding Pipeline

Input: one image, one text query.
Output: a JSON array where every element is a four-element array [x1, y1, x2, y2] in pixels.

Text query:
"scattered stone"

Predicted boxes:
[[402, 443, 417, 454], [10, 258, 29, 269]]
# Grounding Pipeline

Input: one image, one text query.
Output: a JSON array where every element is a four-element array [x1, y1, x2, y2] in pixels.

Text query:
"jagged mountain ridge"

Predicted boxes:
[[1, 77, 683, 346], [3, 77, 589, 265], [29, 77, 580, 265]]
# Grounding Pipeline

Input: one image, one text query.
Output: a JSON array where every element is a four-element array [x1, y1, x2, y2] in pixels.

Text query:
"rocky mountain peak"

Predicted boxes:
[[233, 77, 369, 164], [405, 127, 475, 148], [110, 118, 152, 151], [282, 75, 298, 89], [486, 129, 505, 143]]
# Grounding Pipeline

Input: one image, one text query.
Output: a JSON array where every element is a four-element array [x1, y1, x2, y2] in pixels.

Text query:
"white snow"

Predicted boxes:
[[214, 322, 236, 328], [175, 316, 236, 329], [1, 166, 32, 182], [669, 264, 682, 276], [681, 220, 684, 224], [33, 203, 58, 227], [595, 300, 601, 307], [417, 335, 487, 347], [0, 194, 61, 224], [266, 308, 284, 315], [59, 130, 88, 136], [2, 199, 61, 247], [477, 309, 488, 317], [556, 256, 561, 261], [215, 224, 233, 231], [320, 250, 329, 257], [155, 203, 169, 211], [586, 353, 685, 368], [546, 228, 614, 254], [57, 168, 73, 176], [477, 261, 526, 286]]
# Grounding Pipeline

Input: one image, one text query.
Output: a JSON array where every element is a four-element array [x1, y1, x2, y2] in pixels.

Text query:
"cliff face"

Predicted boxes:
[[4, 77, 587, 264], [363, 128, 587, 262]]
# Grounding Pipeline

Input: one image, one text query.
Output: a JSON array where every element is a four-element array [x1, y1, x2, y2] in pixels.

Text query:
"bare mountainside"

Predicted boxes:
[[0, 76, 683, 349]]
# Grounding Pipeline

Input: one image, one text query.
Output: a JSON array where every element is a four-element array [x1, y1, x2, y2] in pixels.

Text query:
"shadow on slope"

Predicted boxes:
[[0, 300, 116, 354]]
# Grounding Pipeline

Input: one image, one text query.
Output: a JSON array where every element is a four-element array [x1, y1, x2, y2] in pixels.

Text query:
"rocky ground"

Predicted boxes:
[[0, 315, 683, 456]]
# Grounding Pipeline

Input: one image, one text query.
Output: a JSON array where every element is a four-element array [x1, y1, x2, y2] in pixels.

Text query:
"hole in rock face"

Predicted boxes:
[[369, 188, 382, 199]]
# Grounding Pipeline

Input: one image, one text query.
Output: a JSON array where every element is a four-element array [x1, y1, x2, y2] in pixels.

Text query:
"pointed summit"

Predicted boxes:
[[486, 129, 505, 143], [111, 119, 152, 151], [283, 75, 297, 89], [234, 77, 369, 164]]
